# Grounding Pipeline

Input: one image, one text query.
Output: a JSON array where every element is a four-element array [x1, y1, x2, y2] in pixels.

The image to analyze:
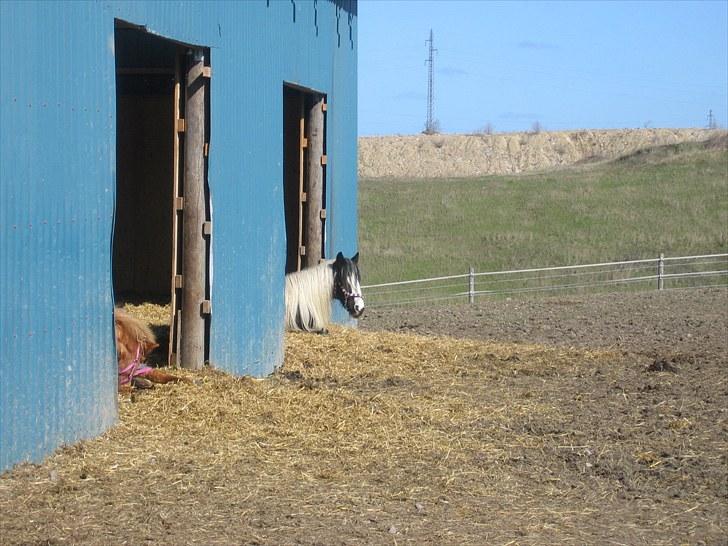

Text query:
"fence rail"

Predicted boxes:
[[362, 253, 728, 308]]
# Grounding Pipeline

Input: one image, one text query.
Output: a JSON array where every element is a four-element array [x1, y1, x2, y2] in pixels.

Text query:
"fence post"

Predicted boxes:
[[657, 253, 664, 290], [468, 266, 475, 303]]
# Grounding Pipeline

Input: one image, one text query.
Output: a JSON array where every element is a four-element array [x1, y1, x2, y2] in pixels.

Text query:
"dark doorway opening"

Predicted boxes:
[[113, 20, 211, 368], [282, 84, 327, 274], [114, 22, 177, 300]]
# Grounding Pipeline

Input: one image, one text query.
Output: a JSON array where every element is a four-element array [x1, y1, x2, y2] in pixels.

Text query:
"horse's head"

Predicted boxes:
[[114, 309, 159, 369], [332, 251, 365, 318]]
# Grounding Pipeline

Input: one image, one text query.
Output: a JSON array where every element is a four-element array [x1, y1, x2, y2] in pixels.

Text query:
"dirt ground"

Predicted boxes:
[[1, 288, 726, 545], [361, 287, 728, 539], [360, 288, 728, 362]]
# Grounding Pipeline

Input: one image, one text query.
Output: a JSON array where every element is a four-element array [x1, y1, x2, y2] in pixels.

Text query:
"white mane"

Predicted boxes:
[[285, 261, 334, 332]]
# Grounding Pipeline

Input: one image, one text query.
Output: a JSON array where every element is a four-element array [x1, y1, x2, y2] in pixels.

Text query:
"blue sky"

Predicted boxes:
[[358, 0, 728, 135]]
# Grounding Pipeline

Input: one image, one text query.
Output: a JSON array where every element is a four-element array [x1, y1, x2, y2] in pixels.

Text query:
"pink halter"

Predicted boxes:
[[118, 344, 153, 386]]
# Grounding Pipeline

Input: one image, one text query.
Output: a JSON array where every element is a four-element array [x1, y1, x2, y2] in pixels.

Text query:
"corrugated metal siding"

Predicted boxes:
[[0, 1, 118, 471], [325, 2, 359, 325], [197, 0, 359, 374], [108, 1, 358, 374], [0, 1, 357, 471]]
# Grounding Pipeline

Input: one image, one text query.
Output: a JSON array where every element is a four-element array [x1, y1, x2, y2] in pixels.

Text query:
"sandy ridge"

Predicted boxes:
[[358, 128, 718, 179]]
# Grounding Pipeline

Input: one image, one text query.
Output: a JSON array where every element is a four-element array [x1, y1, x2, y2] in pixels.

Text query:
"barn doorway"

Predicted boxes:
[[283, 84, 328, 274], [113, 20, 211, 369]]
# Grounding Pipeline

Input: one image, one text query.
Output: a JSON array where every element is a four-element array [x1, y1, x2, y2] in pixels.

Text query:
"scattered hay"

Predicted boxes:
[[117, 301, 171, 330], [120, 301, 171, 326], [1, 327, 725, 545]]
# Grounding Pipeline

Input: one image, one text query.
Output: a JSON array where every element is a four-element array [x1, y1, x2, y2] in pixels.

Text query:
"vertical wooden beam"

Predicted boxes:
[[297, 97, 305, 271], [180, 50, 206, 370], [168, 53, 182, 367], [303, 95, 325, 268]]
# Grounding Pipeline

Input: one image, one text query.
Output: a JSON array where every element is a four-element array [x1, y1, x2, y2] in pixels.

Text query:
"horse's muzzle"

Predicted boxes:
[[349, 296, 365, 318]]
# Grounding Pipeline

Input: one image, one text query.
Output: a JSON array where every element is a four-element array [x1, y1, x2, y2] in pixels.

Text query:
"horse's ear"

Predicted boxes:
[[352, 252, 359, 264], [336, 251, 345, 262]]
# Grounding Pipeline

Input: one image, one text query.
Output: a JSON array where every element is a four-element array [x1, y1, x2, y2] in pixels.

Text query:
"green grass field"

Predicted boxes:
[[359, 136, 728, 286]]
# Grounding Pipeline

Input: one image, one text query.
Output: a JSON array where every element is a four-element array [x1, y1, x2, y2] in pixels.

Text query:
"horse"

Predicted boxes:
[[114, 308, 186, 389], [285, 251, 365, 333]]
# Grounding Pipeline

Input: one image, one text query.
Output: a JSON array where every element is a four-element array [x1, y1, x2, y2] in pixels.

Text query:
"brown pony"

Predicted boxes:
[[114, 308, 186, 389]]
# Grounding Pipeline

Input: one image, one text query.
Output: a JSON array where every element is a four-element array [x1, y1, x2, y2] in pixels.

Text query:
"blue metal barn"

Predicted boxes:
[[0, 0, 358, 472]]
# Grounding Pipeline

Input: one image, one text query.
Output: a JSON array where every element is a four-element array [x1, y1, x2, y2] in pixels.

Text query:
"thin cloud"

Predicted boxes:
[[517, 40, 557, 50]]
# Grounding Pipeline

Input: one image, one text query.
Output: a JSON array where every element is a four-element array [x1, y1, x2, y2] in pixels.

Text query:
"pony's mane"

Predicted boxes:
[[285, 261, 334, 332], [115, 308, 156, 344], [114, 308, 158, 367]]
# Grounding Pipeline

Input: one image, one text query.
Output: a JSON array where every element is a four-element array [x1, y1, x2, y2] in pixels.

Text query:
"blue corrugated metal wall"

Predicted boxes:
[[0, 0, 357, 472], [0, 1, 118, 473]]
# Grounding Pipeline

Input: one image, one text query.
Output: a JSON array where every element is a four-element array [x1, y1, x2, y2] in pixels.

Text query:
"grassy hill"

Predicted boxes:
[[358, 135, 728, 285]]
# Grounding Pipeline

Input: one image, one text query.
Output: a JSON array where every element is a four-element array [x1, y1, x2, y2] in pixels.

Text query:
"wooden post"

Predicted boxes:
[[657, 253, 665, 290], [303, 95, 325, 268], [180, 49, 206, 369], [468, 266, 475, 303]]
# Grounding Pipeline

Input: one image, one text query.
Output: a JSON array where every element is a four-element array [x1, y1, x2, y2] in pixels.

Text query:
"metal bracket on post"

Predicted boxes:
[[186, 49, 208, 82]]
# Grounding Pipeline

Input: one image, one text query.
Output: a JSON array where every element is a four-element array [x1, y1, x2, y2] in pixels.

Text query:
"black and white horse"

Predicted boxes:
[[285, 252, 364, 333]]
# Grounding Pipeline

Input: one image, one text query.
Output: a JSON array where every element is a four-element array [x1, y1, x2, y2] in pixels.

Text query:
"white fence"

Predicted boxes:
[[362, 253, 728, 308]]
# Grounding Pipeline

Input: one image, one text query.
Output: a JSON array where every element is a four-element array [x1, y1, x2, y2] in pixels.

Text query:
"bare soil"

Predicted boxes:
[[1, 288, 726, 545], [360, 288, 728, 541], [360, 288, 728, 361]]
